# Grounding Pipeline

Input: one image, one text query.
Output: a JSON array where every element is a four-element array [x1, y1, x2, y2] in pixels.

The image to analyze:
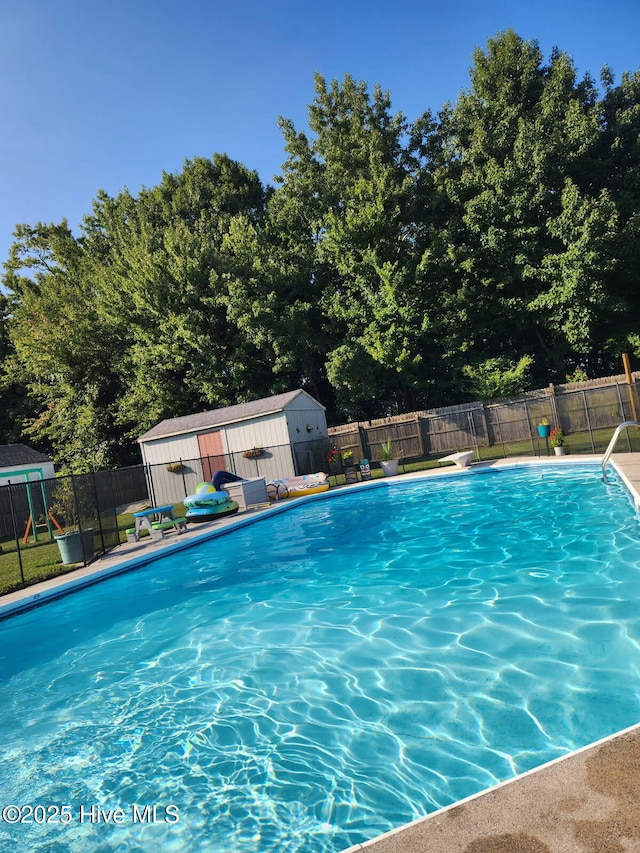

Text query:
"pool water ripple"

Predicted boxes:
[[2, 465, 640, 851]]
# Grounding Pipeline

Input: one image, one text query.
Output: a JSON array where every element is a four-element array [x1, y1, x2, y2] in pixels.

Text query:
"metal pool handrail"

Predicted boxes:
[[602, 421, 640, 481]]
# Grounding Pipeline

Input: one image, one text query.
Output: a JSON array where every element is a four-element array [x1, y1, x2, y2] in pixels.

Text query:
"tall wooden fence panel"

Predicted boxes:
[[420, 411, 475, 455], [366, 415, 423, 461], [327, 371, 640, 459]]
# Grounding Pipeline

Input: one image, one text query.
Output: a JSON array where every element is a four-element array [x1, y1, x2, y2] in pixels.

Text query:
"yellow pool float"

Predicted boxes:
[[267, 473, 330, 500]]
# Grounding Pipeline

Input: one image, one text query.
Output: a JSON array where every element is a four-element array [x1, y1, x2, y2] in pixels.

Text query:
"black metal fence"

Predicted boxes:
[[0, 466, 149, 597], [144, 438, 333, 508]]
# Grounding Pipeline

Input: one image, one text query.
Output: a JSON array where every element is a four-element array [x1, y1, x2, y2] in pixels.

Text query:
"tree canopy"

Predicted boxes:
[[2, 31, 640, 469]]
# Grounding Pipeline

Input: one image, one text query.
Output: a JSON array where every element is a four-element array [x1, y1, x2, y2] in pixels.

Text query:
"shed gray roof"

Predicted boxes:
[[138, 389, 325, 442], [0, 444, 52, 468]]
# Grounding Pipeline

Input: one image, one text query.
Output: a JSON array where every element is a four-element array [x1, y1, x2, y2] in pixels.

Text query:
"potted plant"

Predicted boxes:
[[243, 447, 264, 460], [550, 427, 566, 455], [51, 477, 95, 565], [341, 449, 359, 483], [326, 447, 343, 475], [166, 461, 184, 474], [537, 418, 551, 438], [378, 438, 400, 477]]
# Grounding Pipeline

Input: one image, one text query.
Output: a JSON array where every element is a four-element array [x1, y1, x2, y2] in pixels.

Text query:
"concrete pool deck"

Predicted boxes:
[[3, 453, 640, 852], [343, 720, 640, 853]]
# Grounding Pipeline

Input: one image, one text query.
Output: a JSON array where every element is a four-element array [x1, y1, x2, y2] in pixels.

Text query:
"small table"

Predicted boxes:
[[536, 435, 551, 457], [132, 505, 186, 541]]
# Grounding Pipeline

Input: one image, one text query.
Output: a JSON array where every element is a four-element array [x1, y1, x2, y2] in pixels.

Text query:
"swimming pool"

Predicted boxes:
[[1, 463, 640, 852]]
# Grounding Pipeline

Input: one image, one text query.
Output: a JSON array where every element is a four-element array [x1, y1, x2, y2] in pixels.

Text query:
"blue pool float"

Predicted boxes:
[[184, 482, 239, 523]]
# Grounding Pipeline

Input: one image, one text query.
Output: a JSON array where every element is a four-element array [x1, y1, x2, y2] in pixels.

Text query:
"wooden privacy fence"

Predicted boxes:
[[328, 372, 640, 460]]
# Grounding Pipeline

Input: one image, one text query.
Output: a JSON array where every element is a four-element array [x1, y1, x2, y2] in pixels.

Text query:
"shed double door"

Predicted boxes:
[[198, 431, 226, 483]]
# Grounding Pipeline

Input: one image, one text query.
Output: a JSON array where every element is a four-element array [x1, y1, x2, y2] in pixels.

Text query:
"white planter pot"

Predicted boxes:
[[380, 459, 400, 477], [554, 446, 566, 456]]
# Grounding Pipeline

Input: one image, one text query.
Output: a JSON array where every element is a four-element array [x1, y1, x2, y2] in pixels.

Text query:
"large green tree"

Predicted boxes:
[[82, 154, 272, 436], [3, 222, 126, 469], [593, 68, 640, 358], [3, 33, 639, 468], [427, 30, 622, 388], [3, 156, 277, 467], [0, 292, 34, 445], [271, 74, 444, 419]]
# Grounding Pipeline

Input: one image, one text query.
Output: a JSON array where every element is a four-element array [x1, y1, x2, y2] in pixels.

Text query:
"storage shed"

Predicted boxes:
[[138, 390, 328, 505], [0, 444, 55, 484]]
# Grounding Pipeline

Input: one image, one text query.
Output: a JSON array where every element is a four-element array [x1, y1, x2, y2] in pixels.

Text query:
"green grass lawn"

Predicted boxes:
[[0, 537, 76, 595], [0, 516, 128, 597], [321, 430, 640, 487]]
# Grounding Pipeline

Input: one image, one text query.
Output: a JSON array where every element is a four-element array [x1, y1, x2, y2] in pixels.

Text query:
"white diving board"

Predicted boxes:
[[439, 451, 475, 469]]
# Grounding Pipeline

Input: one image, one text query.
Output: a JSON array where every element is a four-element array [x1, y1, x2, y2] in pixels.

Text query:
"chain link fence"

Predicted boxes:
[[328, 376, 640, 463]]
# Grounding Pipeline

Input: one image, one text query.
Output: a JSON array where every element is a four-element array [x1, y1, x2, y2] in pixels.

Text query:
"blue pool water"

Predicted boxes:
[[2, 464, 640, 852]]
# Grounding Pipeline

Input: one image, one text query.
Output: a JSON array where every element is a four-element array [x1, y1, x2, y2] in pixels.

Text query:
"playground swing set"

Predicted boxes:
[[22, 509, 64, 544], [0, 466, 64, 545]]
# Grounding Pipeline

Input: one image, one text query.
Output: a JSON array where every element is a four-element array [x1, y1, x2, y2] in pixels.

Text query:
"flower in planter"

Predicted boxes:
[[243, 447, 264, 459], [341, 450, 354, 465], [536, 418, 551, 437], [549, 427, 564, 447], [166, 462, 184, 473], [326, 448, 342, 464]]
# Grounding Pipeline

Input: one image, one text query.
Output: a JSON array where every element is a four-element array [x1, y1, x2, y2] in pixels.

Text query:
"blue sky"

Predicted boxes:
[[1, 0, 639, 268]]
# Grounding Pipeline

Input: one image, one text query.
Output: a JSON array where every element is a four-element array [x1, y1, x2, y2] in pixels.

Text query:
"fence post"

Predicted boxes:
[[419, 415, 431, 457], [582, 391, 596, 453], [493, 405, 507, 458], [622, 353, 639, 421], [8, 484, 26, 588], [548, 384, 560, 429], [479, 402, 490, 448], [70, 473, 81, 531], [523, 400, 536, 456], [107, 469, 120, 549], [180, 458, 188, 497], [90, 470, 106, 555], [358, 425, 370, 461], [615, 384, 632, 451], [413, 413, 424, 457], [467, 411, 480, 460], [145, 464, 157, 507]]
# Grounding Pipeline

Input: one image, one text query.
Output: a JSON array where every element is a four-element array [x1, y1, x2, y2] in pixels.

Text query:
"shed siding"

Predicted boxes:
[[223, 413, 295, 480], [285, 408, 328, 445], [0, 463, 56, 484], [223, 413, 290, 452], [140, 414, 296, 487], [147, 460, 208, 508], [231, 446, 294, 481], [140, 434, 203, 467]]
